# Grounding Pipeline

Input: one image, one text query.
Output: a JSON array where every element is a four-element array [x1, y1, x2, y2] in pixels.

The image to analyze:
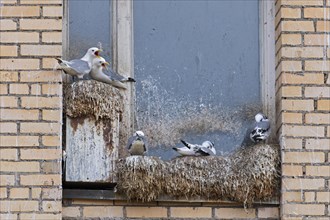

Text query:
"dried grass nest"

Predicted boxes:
[[117, 144, 280, 207], [64, 80, 123, 120]]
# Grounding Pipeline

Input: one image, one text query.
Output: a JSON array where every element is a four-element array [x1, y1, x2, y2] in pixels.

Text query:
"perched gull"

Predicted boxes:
[[127, 131, 148, 156], [56, 47, 101, 79], [173, 140, 216, 156], [91, 57, 135, 89], [241, 113, 271, 147]]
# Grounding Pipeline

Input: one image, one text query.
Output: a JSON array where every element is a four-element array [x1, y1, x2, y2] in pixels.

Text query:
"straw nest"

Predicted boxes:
[[117, 144, 280, 207], [64, 80, 123, 120]]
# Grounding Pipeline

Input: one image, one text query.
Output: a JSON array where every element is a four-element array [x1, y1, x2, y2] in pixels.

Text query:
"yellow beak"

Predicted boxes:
[[103, 61, 110, 70], [95, 49, 103, 57]]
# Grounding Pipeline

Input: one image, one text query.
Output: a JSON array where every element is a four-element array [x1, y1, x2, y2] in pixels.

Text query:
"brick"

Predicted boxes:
[[0, 71, 18, 82], [20, 71, 62, 82], [31, 84, 41, 95], [72, 199, 114, 206], [42, 110, 62, 121], [317, 192, 330, 202], [21, 122, 61, 134], [282, 100, 314, 111], [305, 87, 330, 98], [171, 207, 212, 218], [0, 96, 18, 107], [42, 136, 61, 146], [0, 45, 18, 57], [42, 188, 61, 199], [0, 0, 17, 4], [305, 191, 315, 202], [282, 21, 314, 32], [0, 136, 39, 147], [283, 151, 325, 163], [282, 191, 303, 202], [305, 113, 330, 124], [20, 19, 62, 30], [280, 86, 302, 98], [305, 61, 330, 71], [0, 149, 17, 160], [304, 8, 330, 19], [317, 21, 330, 32], [281, 8, 301, 18], [328, 126, 330, 137], [0, 175, 15, 186], [306, 166, 330, 177], [21, 96, 62, 108], [0, 6, 40, 17], [9, 83, 29, 94], [31, 187, 41, 199], [21, 0, 62, 4], [10, 188, 29, 199], [20, 174, 61, 186], [42, 32, 62, 43], [282, 178, 324, 190], [42, 58, 60, 69], [304, 34, 330, 46], [41, 161, 61, 174], [0, 84, 8, 95], [317, 100, 330, 111], [282, 138, 303, 149], [83, 206, 124, 218], [42, 201, 61, 212], [0, 200, 39, 212], [0, 109, 39, 120], [282, 165, 302, 176], [282, 112, 303, 124], [283, 204, 325, 216], [306, 138, 330, 150], [0, 32, 40, 43], [279, 60, 302, 72], [0, 214, 17, 220], [281, 0, 324, 6], [0, 59, 39, 70], [21, 149, 61, 160], [63, 207, 80, 218], [280, 47, 324, 58], [19, 213, 61, 220], [127, 207, 168, 218], [42, 83, 62, 95], [0, 20, 17, 30], [257, 207, 279, 219], [281, 73, 324, 84], [280, 34, 302, 45], [0, 187, 7, 199], [214, 208, 256, 219], [43, 6, 62, 17], [0, 122, 17, 134], [0, 161, 40, 172], [21, 45, 62, 56]]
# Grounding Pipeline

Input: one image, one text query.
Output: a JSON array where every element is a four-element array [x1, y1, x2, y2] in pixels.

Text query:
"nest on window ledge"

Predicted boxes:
[[117, 143, 280, 207], [64, 80, 124, 120]]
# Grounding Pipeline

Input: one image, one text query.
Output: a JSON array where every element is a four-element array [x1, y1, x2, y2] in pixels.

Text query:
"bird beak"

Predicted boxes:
[[95, 49, 102, 57], [102, 61, 110, 70]]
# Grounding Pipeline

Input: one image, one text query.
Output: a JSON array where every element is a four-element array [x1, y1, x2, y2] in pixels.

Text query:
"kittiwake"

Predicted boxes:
[[173, 140, 216, 156], [56, 47, 101, 79], [127, 131, 148, 156]]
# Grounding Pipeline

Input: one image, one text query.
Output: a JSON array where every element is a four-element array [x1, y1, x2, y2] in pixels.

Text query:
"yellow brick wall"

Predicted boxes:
[[0, 0, 63, 219], [275, 0, 330, 219]]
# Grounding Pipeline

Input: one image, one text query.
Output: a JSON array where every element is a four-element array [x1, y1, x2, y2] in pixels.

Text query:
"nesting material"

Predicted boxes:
[[64, 80, 123, 120], [117, 144, 280, 206]]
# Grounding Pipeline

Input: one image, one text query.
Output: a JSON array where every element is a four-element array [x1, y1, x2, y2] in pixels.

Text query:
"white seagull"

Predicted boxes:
[[127, 131, 148, 156], [91, 57, 135, 89], [249, 113, 271, 143], [56, 47, 101, 79], [173, 140, 216, 156]]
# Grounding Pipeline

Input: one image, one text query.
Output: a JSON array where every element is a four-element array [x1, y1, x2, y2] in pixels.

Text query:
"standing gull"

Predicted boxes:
[[91, 57, 135, 89], [173, 140, 216, 156], [127, 131, 148, 156], [56, 47, 101, 79]]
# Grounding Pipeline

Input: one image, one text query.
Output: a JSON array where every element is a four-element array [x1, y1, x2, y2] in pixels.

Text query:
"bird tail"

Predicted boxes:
[[55, 58, 63, 64], [127, 77, 136, 82], [172, 147, 179, 151], [180, 140, 191, 149]]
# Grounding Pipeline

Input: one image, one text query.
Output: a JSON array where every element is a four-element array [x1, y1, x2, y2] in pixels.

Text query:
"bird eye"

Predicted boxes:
[[92, 50, 95, 52]]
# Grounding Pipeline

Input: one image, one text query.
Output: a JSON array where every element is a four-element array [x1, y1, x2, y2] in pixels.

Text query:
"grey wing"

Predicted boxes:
[[126, 136, 136, 150], [70, 59, 91, 75], [103, 67, 126, 81], [257, 121, 270, 131], [140, 136, 148, 152], [197, 147, 215, 156], [241, 123, 256, 147]]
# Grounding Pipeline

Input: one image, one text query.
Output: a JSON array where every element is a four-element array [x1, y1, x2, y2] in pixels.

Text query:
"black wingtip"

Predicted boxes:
[[127, 77, 136, 82], [172, 147, 178, 151], [55, 58, 62, 64], [180, 139, 189, 148]]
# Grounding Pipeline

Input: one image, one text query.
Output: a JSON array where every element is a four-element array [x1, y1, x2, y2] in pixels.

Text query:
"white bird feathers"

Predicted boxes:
[[127, 131, 148, 156], [173, 140, 216, 156], [56, 47, 101, 79], [249, 113, 271, 143]]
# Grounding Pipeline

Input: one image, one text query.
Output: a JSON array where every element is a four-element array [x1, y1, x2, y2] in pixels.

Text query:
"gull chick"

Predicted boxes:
[[127, 131, 148, 156], [249, 113, 271, 143], [173, 140, 216, 156], [91, 57, 134, 89], [56, 47, 101, 79]]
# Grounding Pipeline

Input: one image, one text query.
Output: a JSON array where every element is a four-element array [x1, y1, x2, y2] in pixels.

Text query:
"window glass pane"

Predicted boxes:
[[134, 0, 260, 159], [69, 0, 111, 60]]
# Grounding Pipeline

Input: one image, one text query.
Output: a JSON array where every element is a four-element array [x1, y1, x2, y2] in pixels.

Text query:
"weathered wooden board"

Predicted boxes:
[[65, 116, 119, 183]]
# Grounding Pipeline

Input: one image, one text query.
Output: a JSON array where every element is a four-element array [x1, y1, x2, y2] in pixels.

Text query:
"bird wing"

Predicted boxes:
[[69, 59, 91, 75], [91, 68, 127, 89], [126, 136, 136, 150], [103, 67, 135, 82], [196, 147, 215, 156], [172, 147, 196, 156]]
